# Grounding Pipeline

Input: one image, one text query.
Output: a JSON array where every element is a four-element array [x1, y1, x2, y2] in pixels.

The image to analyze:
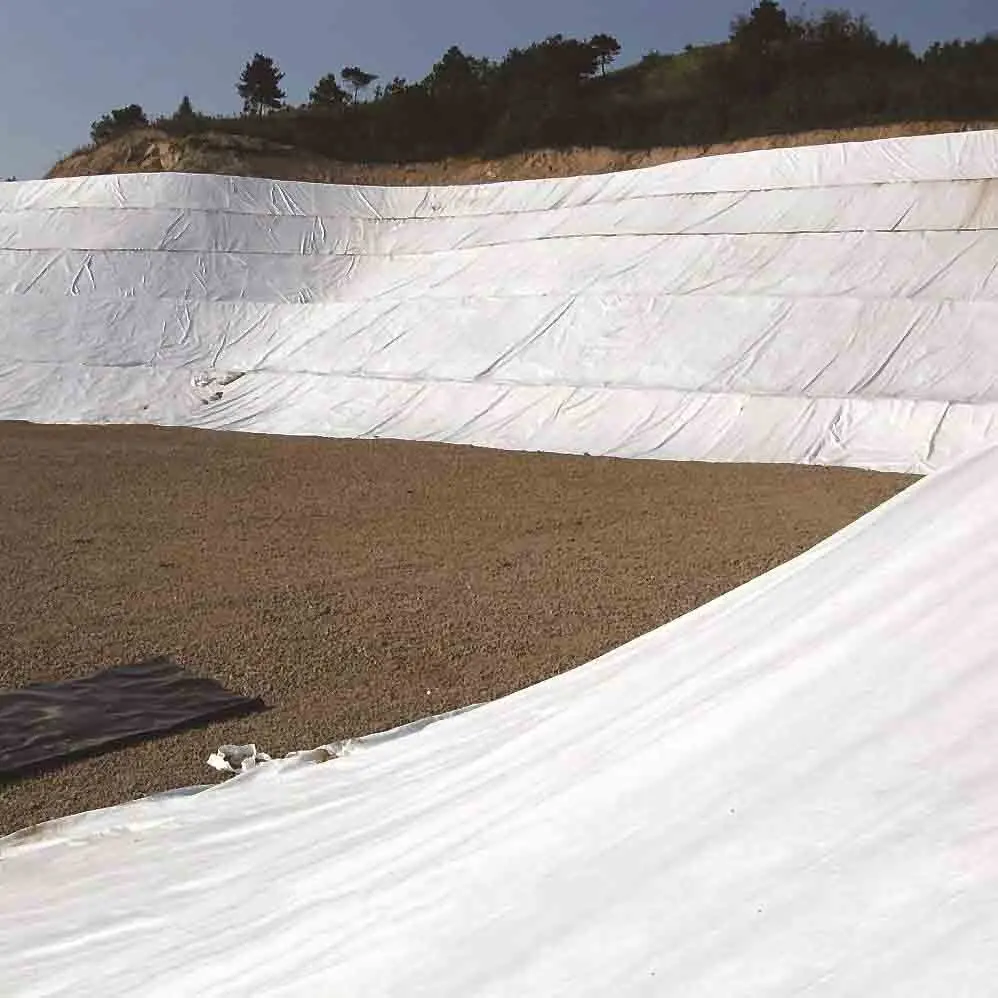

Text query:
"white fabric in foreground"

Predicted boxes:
[[3, 443, 998, 995], [1, 130, 998, 470]]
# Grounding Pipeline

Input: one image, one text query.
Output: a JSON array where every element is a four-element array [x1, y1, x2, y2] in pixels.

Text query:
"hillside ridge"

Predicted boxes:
[[46, 121, 998, 186]]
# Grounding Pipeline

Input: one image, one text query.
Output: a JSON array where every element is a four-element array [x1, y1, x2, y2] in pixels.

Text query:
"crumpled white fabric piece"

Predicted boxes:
[[206, 743, 273, 773]]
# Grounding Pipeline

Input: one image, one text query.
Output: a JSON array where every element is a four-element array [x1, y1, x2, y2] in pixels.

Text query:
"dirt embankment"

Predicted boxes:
[[45, 121, 998, 186], [0, 422, 915, 834]]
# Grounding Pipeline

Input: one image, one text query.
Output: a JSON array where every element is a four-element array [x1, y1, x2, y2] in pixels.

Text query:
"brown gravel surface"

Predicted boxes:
[[0, 422, 916, 835]]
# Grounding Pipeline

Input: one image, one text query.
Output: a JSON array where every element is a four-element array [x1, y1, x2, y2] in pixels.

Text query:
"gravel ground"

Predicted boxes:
[[0, 422, 916, 835]]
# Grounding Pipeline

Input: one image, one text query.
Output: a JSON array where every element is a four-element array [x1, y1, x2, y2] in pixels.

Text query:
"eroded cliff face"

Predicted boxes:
[[45, 121, 998, 186]]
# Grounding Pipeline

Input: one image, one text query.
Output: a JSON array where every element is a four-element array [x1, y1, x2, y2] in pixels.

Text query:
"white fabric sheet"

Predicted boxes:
[[1, 131, 998, 471]]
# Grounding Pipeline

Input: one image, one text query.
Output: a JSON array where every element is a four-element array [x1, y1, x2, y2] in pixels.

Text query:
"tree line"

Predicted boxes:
[[88, 2, 997, 162]]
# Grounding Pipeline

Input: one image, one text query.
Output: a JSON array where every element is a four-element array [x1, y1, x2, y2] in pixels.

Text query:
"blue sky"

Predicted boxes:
[[1, 0, 992, 179]]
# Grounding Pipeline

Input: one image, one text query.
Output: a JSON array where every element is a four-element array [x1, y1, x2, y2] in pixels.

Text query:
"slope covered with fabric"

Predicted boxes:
[[3, 442, 997, 994], [1, 130, 998, 471]]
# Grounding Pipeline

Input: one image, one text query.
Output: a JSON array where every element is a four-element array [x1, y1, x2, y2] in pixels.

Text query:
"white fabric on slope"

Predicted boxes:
[[1, 130, 998, 470]]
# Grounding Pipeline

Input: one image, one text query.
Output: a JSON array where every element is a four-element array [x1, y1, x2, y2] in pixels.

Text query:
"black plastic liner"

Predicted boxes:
[[0, 656, 265, 777]]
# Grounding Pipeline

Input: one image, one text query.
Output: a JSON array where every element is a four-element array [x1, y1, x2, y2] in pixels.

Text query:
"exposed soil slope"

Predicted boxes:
[[45, 121, 998, 185]]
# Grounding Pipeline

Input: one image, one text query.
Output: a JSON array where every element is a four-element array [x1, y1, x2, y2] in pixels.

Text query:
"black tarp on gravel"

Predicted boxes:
[[0, 657, 264, 777]]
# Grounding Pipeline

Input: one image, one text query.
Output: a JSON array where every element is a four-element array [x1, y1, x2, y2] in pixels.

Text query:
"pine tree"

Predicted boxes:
[[309, 73, 349, 108], [589, 34, 621, 76], [238, 53, 286, 115], [341, 66, 378, 101]]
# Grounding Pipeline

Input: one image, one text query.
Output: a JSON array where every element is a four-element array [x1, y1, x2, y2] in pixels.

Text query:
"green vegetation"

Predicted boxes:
[[340, 67, 379, 101], [309, 74, 349, 108], [88, 3, 998, 164], [90, 104, 149, 144], [237, 53, 286, 115]]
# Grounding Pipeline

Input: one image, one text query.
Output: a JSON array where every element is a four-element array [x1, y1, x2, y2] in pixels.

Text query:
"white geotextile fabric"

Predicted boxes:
[[4, 443, 998, 995], [1, 130, 998, 471]]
